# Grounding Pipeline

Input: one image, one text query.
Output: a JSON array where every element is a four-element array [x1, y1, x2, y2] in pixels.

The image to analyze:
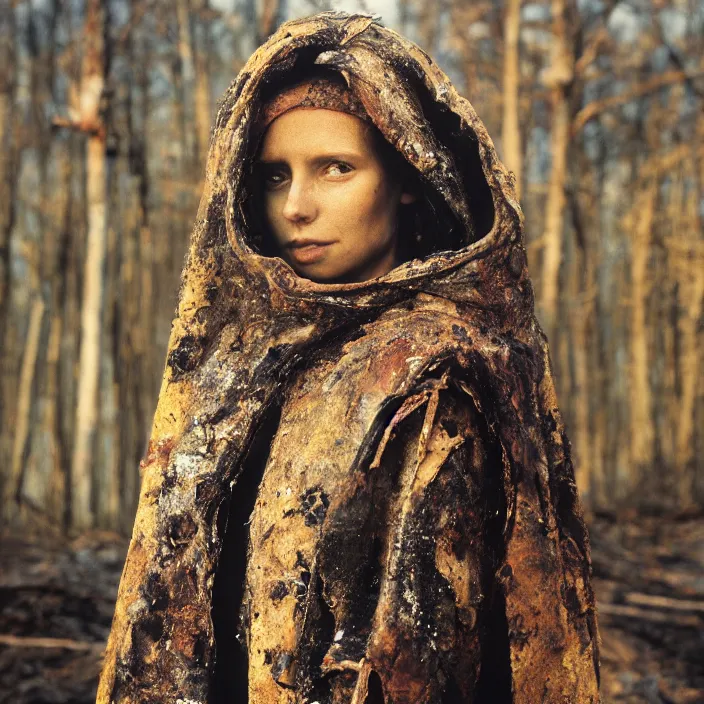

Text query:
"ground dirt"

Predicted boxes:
[[1, 515, 702, 703]]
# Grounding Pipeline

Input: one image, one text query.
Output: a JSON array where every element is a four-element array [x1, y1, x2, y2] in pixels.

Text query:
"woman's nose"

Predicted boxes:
[[282, 177, 316, 223]]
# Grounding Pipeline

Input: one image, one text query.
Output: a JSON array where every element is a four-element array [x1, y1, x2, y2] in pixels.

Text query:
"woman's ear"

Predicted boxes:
[[400, 191, 417, 204]]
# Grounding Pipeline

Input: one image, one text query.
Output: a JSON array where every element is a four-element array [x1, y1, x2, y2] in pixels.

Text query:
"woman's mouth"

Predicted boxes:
[[286, 240, 335, 265]]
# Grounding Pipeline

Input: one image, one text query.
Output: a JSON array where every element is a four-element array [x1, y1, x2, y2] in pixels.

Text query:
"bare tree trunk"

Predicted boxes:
[[502, 0, 522, 197], [71, 137, 106, 528], [7, 298, 44, 515], [628, 184, 656, 488], [68, 0, 108, 530], [0, 2, 17, 511], [447, 1, 492, 105], [675, 146, 704, 504], [661, 165, 684, 471], [418, 0, 440, 55], [45, 312, 67, 525], [118, 0, 152, 534], [176, 0, 198, 168], [587, 175, 606, 508], [398, 0, 411, 36], [572, 264, 591, 501], [193, 0, 212, 171], [258, 0, 281, 45], [30, 0, 66, 528], [540, 0, 573, 334], [0, 2, 15, 315], [676, 271, 703, 493]]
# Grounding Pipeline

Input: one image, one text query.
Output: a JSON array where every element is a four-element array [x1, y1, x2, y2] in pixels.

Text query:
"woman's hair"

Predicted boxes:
[[367, 126, 461, 262], [241, 64, 463, 263]]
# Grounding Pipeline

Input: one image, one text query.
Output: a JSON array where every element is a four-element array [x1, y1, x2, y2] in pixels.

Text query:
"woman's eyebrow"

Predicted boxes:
[[258, 151, 364, 165], [256, 158, 287, 166], [308, 151, 363, 161]]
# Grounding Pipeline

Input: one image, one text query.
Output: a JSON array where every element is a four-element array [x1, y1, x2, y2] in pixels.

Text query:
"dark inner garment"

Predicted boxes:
[[211, 401, 283, 703], [210, 388, 513, 703]]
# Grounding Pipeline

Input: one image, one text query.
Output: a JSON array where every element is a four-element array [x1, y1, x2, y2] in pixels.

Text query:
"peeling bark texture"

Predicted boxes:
[[98, 12, 600, 704]]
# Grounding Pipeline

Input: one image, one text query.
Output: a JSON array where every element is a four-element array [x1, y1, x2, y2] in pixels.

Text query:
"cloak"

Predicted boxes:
[[97, 12, 600, 704]]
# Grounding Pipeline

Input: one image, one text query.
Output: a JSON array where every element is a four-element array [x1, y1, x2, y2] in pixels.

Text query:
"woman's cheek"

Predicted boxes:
[[343, 179, 377, 224], [265, 195, 287, 237], [264, 193, 278, 221]]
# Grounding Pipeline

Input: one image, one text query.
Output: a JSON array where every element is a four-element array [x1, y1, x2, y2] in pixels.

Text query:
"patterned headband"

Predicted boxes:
[[257, 75, 372, 134]]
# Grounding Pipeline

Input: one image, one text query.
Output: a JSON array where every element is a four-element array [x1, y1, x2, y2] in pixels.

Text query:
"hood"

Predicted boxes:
[[177, 12, 528, 332]]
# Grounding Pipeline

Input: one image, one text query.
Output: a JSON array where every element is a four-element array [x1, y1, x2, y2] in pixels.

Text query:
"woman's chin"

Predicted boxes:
[[296, 269, 347, 284], [284, 253, 394, 284], [292, 262, 397, 285], [284, 257, 346, 284]]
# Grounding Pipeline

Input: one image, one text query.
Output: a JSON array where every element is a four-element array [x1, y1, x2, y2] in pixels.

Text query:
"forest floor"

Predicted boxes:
[[0, 514, 702, 703]]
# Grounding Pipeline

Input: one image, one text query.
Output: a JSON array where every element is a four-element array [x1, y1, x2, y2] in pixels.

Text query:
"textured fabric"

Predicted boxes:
[[240, 365, 497, 703], [97, 12, 600, 704], [256, 74, 372, 136]]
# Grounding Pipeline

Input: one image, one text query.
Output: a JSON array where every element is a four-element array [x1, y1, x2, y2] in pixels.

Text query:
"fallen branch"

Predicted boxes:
[[0, 634, 105, 652], [598, 603, 701, 627], [624, 592, 704, 614]]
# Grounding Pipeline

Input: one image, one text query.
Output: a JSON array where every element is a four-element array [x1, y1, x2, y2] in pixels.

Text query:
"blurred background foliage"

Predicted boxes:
[[0, 0, 702, 535]]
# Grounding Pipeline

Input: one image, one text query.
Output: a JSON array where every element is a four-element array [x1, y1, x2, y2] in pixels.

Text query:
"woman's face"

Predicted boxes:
[[258, 108, 414, 283]]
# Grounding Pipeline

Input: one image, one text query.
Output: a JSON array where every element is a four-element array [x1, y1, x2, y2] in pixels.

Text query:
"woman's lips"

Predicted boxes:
[[286, 241, 334, 265]]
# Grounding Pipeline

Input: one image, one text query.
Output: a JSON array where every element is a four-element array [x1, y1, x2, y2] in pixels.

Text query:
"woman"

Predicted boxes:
[[98, 12, 600, 704], [252, 71, 419, 284]]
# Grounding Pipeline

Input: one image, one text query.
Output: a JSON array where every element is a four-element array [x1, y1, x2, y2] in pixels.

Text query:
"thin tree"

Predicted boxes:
[[502, 0, 522, 196], [54, 0, 109, 530], [539, 0, 573, 334], [0, 0, 18, 515]]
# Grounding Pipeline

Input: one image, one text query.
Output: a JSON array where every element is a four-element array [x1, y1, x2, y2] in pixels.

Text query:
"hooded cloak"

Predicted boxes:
[[97, 12, 600, 704]]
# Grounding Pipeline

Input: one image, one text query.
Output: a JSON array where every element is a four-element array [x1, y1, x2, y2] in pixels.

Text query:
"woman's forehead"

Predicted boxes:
[[259, 108, 374, 160]]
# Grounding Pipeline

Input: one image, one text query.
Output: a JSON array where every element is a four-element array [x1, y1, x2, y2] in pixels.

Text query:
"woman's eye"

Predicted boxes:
[[262, 169, 288, 189], [325, 161, 353, 178]]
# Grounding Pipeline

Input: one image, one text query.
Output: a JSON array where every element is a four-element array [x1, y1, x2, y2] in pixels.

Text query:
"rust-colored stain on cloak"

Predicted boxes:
[[97, 11, 600, 704]]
